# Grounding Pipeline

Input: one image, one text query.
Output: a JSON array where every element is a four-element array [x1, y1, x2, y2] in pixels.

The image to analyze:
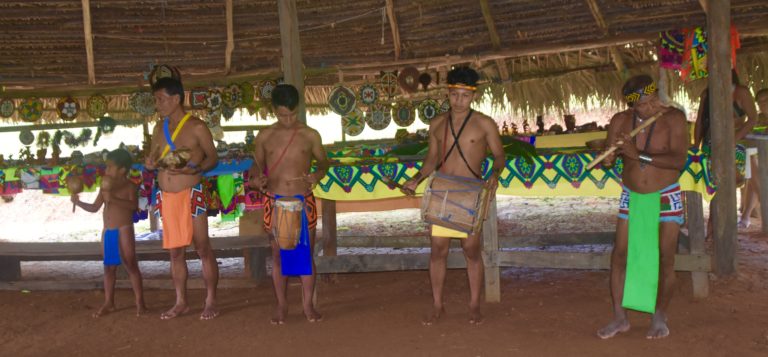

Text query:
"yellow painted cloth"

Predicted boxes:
[[431, 225, 468, 239], [535, 132, 606, 149]]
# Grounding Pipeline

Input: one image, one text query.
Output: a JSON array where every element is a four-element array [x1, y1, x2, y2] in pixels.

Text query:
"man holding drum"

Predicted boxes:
[[249, 84, 329, 324], [146, 77, 220, 320], [596, 75, 688, 340], [402, 66, 506, 325]]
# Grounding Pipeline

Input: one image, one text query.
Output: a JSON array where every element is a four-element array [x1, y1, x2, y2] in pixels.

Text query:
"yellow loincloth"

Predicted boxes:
[[431, 225, 468, 239]]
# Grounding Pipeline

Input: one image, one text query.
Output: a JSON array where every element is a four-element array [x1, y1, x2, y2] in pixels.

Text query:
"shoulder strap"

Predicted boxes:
[[160, 113, 192, 159], [264, 127, 299, 177], [435, 110, 480, 178]]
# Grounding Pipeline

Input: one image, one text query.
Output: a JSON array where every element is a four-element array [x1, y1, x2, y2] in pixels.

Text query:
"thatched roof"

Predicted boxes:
[[1, 0, 768, 122]]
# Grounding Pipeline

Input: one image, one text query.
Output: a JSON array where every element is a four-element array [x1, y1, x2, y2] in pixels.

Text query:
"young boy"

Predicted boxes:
[[72, 148, 148, 317], [250, 84, 329, 324]]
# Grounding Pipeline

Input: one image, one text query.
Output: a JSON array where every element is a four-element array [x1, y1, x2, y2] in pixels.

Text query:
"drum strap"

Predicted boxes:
[[265, 127, 299, 177], [438, 109, 480, 178]]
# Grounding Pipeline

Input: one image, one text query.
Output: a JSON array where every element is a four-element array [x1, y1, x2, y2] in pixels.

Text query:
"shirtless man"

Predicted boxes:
[[597, 75, 688, 340], [402, 66, 506, 325], [145, 77, 220, 320], [249, 84, 329, 324], [72, 149, 147, 317]]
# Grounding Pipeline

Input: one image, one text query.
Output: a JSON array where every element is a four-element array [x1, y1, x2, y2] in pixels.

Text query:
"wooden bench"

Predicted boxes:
[[0, 235, 271, 284]]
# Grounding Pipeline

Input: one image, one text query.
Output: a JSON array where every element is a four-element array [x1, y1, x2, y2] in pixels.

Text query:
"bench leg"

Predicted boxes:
[[0, 257, 21, 281], [692, 272, 709, 298], [247, 247, 269, 285], [686, 191, 710, 298]]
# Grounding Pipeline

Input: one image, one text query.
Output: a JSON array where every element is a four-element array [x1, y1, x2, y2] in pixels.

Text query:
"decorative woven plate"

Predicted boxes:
[[149, 64, 180, 85], [342, 108, 365, 136], [207, 89, 223, 111], [19, 129, 34, 146], [222, 105, 236, 120], [358, 83, 378, 106], [86, 95, 108, 119], [240, 82, 255, 105], [378, 71, 399, 99], [189, 87, 208, 109], [418, 99, 439, 124], [439, 99, 451, 114], [328, 85, 357, 116], [19, 98, 43, 122], [259, 80, 277, 101], [366, 103, 392, 130], [129, 91, 156, 116], [0, 98, 15, 118], [398, 66, 420, 93], [57, 96, 80, 121], [392, 101, 415, 127], [223, 84, 243, 108]]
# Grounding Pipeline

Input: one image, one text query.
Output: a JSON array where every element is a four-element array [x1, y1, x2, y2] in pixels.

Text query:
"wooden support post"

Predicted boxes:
[[707, 0, 737, 276], [80, 0, 96, 85], [224, 0, 234, 75], [483, 198, 500, 303], [685, 192, 710, 298], [0, 257, 21, 281], [277, 0, 307, 123], [149, 208, 159, 232], [757, 140, 768, 234], [385, 0, 402, 60], [584, 0, 626, 72], [321, 199, 337, 257]]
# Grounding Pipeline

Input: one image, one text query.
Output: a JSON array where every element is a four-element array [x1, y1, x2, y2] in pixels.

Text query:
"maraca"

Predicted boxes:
[[66, 175, 84, 213]]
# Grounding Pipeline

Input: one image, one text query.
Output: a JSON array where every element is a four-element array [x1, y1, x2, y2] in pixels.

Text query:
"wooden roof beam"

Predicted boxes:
[[225, 0, 234, 74], [479, 0, 512, 103], [584, 0, 626, 72], [80, 0, 96, 85], [699, 0, 708, 14], [385, 0, 402, 60]]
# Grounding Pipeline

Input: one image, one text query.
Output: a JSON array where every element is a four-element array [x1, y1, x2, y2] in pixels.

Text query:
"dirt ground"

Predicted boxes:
[[2, 196, 768, 356]]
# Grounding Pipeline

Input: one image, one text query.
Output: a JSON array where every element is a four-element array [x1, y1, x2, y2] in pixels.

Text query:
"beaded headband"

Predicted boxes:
[[447, 83, 477, 91], [624, 82, 657, 104]]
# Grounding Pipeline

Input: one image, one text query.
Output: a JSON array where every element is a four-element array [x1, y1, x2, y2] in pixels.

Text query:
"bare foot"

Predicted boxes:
[[160, 303, 189, 320], [469, 305, 484, 325], [136, 305, 149, 317], [270, 305, 287, 325], [597, 319, 630, 339], [200, 303, 219, 320], [422, 305, 445, 326], [646, 314, 670, 339], [738, 218, 751, 229], [303, 306, 323, 323], [92, 303, 115, 318]]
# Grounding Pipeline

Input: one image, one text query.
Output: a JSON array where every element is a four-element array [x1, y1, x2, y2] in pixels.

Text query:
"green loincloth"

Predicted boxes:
[[622, 190, 660, 314]]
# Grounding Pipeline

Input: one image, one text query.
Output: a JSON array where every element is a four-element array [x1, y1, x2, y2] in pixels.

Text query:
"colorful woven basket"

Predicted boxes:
[[86, 95, 108, 119], [342, 108, 365, 136]]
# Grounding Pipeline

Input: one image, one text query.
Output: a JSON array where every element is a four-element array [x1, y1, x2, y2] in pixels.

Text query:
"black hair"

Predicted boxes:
[[447, 66, 479, 87], [106, 148, 133, 172], [151, 77, 185, 104], [271, 84, 300, 110]]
